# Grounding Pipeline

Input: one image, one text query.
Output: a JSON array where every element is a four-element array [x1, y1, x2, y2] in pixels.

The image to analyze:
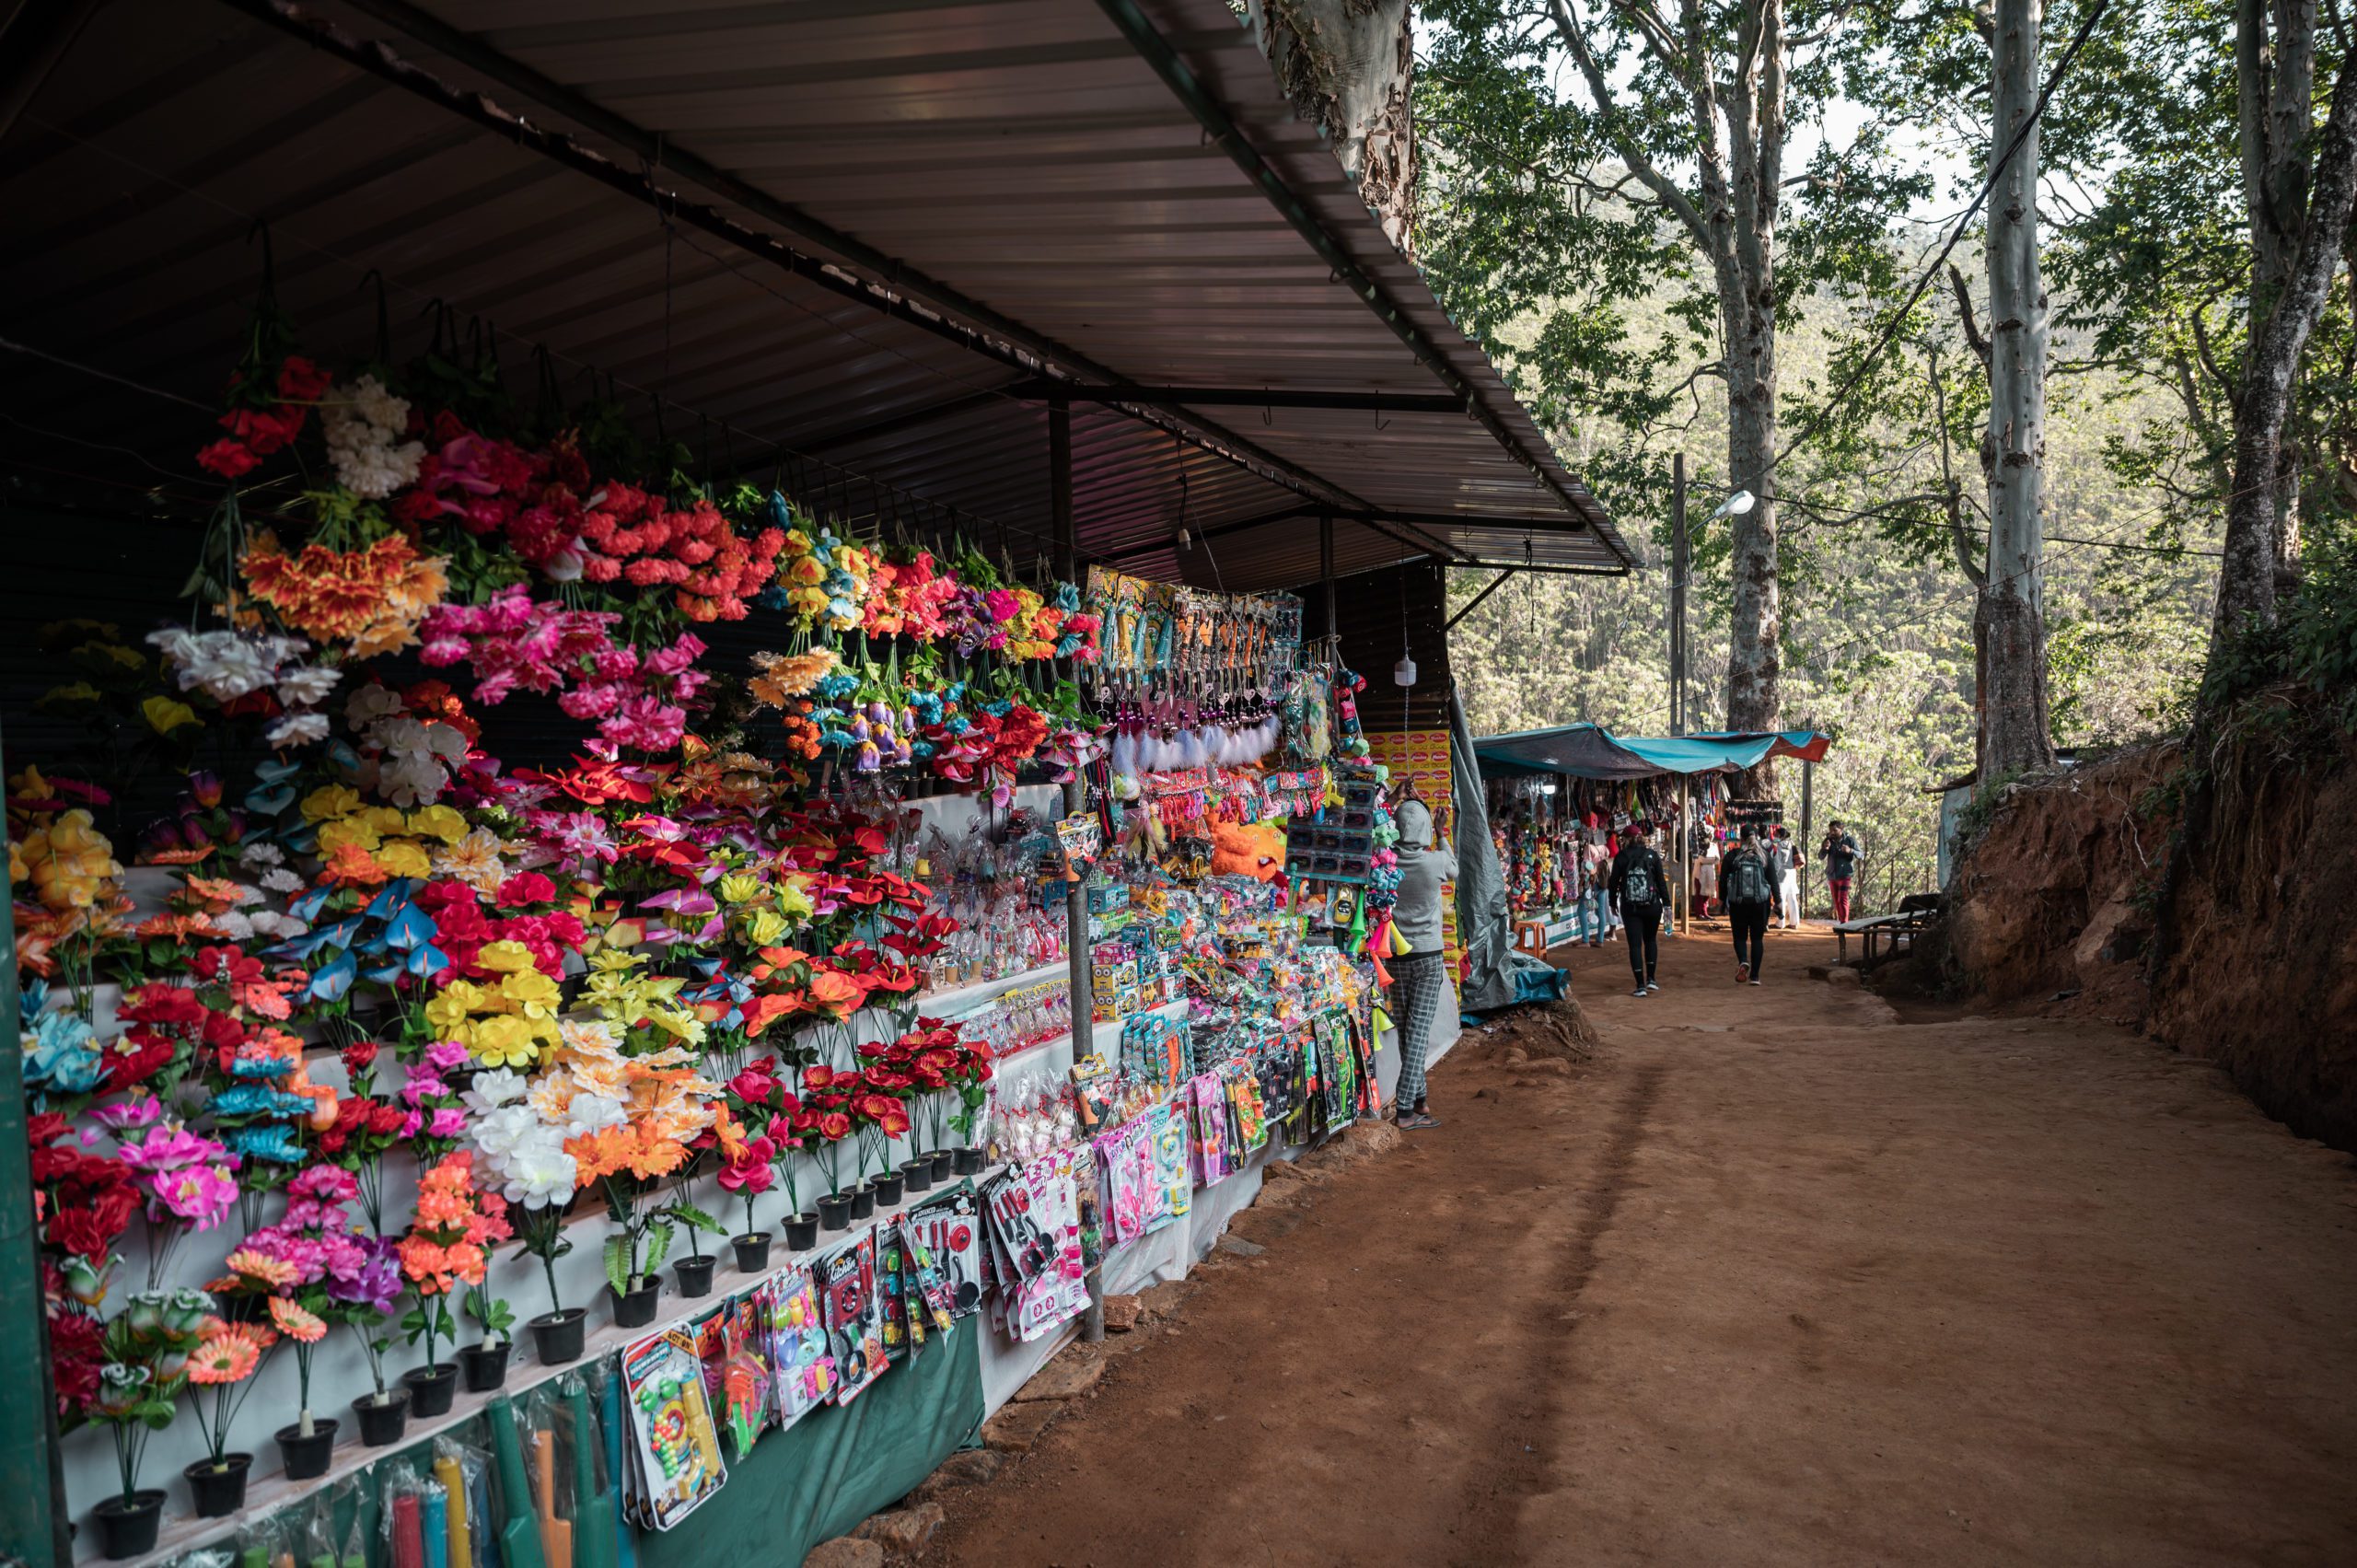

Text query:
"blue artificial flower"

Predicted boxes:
[[978, 698, 1012, 718], [25, 1011, 107, 1097], [225, 1125, 308, 1165], [814, 671, 859, 701], [944, 716, 971, 737], [212, 1084, 311, 1119], [227, 1054, 294, 1080]]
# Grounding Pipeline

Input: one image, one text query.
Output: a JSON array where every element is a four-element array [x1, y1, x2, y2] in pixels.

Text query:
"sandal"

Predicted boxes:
[[1397, 1109, 1439, 1131]]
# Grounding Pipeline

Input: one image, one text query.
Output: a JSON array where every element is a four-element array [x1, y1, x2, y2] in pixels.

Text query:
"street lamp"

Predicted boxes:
[[1670, 469, 1756, 738]]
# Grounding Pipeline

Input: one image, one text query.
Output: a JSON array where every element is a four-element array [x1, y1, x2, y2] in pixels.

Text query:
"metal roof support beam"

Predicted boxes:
[[801, 388, 1010, 451], [1445, 566, 1516, 631], [1004, 380, 1463, 415], [1092, 0, 1627, 570], [236, 0, 1378, 519], [1097, 505, 1313, 564], [0, 0, 106, 145]]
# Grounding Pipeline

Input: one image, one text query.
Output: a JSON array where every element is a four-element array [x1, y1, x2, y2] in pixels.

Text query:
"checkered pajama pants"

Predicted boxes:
[[1390, 950, 1446, 1112]]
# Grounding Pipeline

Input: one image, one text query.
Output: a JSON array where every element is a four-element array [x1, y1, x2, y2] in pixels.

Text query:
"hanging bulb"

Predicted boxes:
[[1393, 653, 1417, 686]]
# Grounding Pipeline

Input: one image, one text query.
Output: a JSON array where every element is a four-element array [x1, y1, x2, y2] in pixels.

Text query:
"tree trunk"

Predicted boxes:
[[1978, 0, 2057, 781], [1724, 314, 1781, 738], [2213, 29, 2357, 652]]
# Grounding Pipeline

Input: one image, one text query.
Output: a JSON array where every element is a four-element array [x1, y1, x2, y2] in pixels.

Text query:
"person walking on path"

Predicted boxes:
[[1774, 826, 1805, 929], [1820, 821, 1862, 923], [1722, 825, 1774, 984], [1580, 830, 1615, 947], [1608, 821, 1668, 996], [1388, 796, 1456, 1131], [1693, 830, 1721, 919]]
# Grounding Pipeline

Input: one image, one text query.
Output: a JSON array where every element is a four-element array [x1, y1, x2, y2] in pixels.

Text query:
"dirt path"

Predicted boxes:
[[918, 925, 2357, 1567]]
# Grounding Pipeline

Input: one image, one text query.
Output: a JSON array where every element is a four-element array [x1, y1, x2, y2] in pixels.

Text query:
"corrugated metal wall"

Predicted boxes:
[[1300, 557, 1451, 734]]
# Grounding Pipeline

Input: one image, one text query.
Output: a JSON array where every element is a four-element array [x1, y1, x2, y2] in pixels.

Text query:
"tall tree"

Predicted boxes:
[[1418, 0, 1922, 755], [2213, 0, 2357, 645], [1969, 0, 2061, 777]]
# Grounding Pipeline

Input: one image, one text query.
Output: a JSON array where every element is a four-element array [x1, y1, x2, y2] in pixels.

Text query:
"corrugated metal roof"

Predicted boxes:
[[0, 0, 1628, 589]]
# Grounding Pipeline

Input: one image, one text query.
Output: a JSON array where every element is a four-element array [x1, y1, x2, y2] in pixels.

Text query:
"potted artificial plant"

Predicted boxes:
[[180, 1318, 273, 1516]]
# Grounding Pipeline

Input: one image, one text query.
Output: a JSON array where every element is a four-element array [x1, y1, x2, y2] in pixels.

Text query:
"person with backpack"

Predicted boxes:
[[1608, 821, 1667, 995], [1721, 824, 1774, 984], [1819, 821, 1863, 923]]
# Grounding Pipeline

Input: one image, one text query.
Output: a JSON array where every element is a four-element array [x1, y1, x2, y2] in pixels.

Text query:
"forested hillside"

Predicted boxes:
[[1444, 305, 2216, 912]]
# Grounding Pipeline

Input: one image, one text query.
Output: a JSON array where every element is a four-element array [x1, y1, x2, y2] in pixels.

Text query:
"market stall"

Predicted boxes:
[[1473, 726, 1832, 939], [1, 5, 1633, 1565]]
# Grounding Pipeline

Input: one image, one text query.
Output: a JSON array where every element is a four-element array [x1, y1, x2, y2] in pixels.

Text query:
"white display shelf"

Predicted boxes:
[[89, 1171, 1001, 1568]]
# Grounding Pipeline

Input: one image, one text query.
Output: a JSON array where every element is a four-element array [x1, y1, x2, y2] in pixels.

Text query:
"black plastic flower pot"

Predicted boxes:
[[274, 1419, 338, 1481], [459, 1342, 511, 1393], [93, 1491, 165, 1560], [953, 1147, 987, 1176], [931, 1149, 955, 1182], [849, 1183, 876, 1221], [873, 1171, 906, 1208], [353, 1390, 412, 1448], [183, 1453, 252, 1518], [530, 1308, 586, 1365], [676, 1254, 717, 1296], [610, 1281, 661, 1329], [816, 1194, 853, 1232], [783, 1212, 819, 1249], [730, 1233, 772, 1272], [401, 1363, 459, 1419], [899, 1157, 934, 1194]]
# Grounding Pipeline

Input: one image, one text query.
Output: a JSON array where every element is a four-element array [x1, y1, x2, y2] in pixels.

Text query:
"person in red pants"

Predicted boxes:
[[1819, 820, 1862, 923]]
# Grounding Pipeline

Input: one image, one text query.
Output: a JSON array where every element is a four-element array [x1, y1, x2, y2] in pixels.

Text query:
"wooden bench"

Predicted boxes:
[[1833, 897, 1944, 966]]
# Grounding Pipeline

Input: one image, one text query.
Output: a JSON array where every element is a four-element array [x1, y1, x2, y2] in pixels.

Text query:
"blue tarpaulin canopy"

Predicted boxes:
[[1474, 725, 1830, 780]]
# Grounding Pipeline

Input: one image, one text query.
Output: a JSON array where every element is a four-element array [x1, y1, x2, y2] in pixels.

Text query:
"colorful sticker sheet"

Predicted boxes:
[[620, 1329, 728, 1531]]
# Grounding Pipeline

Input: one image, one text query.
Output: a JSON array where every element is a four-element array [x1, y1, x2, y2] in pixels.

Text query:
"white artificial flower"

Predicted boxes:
[[207, 910, 255, 942], [275, 664, 343, 708], [147, 628, 276, 701], [322, 376, 424, 499], [346, 684, 404, 728], [460, 1068, 528, 1115], [264, 712, 331, 749], [501, 1139, 577, 1207], [247, 911, 309, 939], [260, 867, 304, 894], [238, 842, 285, 868], [562, 1092, 627, 1139]]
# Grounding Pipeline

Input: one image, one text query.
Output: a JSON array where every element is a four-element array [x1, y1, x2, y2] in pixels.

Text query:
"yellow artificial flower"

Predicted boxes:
[[315, 817, 382, 855], [497, 969, 562, 1017], [716, 873, 761, 905], [141, 696, 200, 735], [373, 841, 433, 879], [424, 981, 488, 1036], [643, 1006, 707, 1047], [474, 940, 537, 974], [301, 784, 362, 823], [774, 877, 816, 924], [360, 806, 409, 836], [42, 682, 101, 706], [406, 805, 468, 844], [745, 908, 789, 947], [470, 1013, 541, 1069]]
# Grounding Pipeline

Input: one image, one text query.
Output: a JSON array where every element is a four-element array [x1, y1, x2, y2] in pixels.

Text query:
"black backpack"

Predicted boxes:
[[1622, 855, 1655, 906], [1724, 850, 1769, 904]]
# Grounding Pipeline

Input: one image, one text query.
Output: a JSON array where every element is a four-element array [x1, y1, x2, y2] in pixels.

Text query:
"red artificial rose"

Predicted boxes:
[[366, 1102, 405, 1137], [275, 355, 332, 401], [46, 1206, 112, 1262], [496, 872, 556, 907], [196, 439, 260, 478], [817, 1112, 852, 1142]]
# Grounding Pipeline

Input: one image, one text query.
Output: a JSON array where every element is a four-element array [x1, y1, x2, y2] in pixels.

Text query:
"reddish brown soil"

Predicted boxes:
[[919, 926, 2357, 1567]]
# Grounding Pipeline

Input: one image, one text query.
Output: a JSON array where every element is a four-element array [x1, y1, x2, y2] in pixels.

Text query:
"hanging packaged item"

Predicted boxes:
[[818, 1229, 888, 1406], [618, 1330, 726, 1531], [905, 1191, 986, 1319], [756, 1264, 837, 1430]]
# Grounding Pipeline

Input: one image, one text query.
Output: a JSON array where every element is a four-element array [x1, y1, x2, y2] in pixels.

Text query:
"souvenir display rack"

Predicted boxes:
[[11, 316, 1410, 1566]]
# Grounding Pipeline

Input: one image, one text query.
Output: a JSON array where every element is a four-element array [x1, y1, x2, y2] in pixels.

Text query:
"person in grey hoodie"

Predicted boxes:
[[1388, 796, 1457, 1131]]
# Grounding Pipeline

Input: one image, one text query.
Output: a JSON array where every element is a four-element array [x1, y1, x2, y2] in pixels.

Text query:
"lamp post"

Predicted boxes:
[[1667, 459, 1755, 738]]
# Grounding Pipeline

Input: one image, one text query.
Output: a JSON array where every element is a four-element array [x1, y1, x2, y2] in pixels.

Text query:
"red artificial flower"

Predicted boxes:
[[197, 439, 261, 479]]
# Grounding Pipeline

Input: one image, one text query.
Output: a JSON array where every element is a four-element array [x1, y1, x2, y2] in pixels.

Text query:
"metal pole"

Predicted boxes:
[[1671, 453, 1688, 737], [1800, 757, 1816, 921], [1318, 511, 1336, 656], [0, 711, 68, 1568], [1049, 396, 1106, 1344]]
